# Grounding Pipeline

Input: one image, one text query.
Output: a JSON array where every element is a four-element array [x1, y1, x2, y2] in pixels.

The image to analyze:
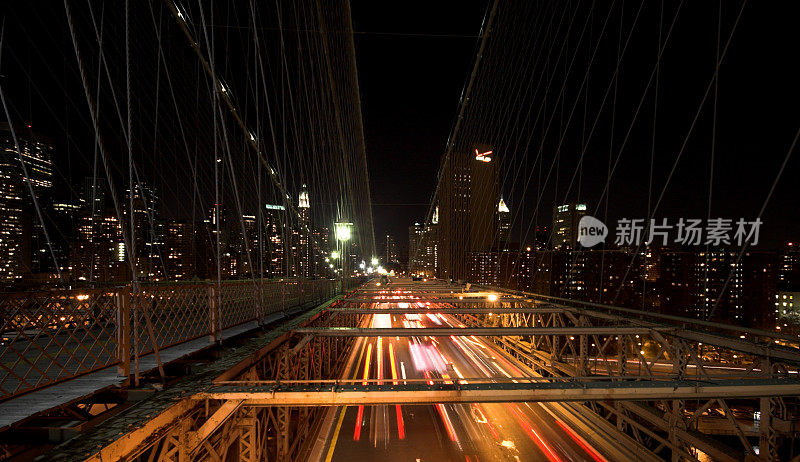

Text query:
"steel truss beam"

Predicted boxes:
[[194, 378, 800, 405], [326, 307, 563, 314], [341, 297, 528, 304], [294, 326, 660, 336]]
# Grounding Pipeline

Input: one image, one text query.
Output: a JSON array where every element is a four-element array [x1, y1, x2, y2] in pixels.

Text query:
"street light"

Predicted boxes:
[[487, 294, 498, 302], [334, 222, 353, 291], [335, 222, 353, 242], [371, 257, 379, 266], [330, 251, 340, 260]]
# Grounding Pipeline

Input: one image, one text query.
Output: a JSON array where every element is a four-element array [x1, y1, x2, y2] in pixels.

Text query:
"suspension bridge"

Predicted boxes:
[[0, 0, 798, 461]]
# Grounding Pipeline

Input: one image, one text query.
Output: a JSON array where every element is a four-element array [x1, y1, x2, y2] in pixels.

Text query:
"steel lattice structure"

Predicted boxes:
[[10, 281, 800, 461]]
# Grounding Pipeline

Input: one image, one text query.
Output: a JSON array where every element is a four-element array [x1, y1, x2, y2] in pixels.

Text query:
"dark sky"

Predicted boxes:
[[351, 0, 490, 254], [351, 1, 800, 252], [1, 1, 798, 254]]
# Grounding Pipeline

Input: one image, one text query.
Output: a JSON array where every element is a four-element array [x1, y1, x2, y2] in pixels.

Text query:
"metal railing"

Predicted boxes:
[[0, 278, 336, 400]]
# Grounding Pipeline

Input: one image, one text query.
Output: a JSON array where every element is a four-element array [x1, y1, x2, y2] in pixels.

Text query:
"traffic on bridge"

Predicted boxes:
[[1, 0, 798, 460], [319, 280, 623, 462]]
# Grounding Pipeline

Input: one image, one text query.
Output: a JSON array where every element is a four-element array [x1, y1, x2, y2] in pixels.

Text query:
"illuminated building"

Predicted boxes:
[[264, 204, 287, 277], [552, 203, 587, 249], [776, 290, 800, 334], [409, 222, 438, 277], [0, 123, 54, 283], [693, 250, 776, 328], [385, 234, 398, 264], [0, 122, 54, 191], [658, 251, 697, 318], [235, 215, 262, 277], [70, 208, 128, 283], [31, 202, 80, 276], [779, 242, 800, 287], [163, 220, 195, 280], [123, 183, 160, 278], [294, 185, 312, 278], [439, 144, 499, 280], [498, 198, 511, 243], [467, 251, 499, 285], [0, 169, 27, 282], [197, 203, 232, 279]]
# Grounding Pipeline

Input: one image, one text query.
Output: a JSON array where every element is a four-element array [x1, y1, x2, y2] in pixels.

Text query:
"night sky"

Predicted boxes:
[[351, 0, 489, 253], [351, 0, 799, 252], [1, 1, 798, 253]]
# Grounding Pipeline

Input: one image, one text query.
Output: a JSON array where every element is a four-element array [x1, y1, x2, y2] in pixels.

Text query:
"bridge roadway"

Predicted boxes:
[[317, 286, 628, 462]]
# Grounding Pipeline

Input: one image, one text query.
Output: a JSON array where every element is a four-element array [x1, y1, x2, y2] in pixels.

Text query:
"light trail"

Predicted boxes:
[[389, 343, 398, 386], [354, 405, 364, 441], [450, 335, 492, 376], [388, 342, 405, 440], [505, 404, 563, 462], [362, 343, 372, 385], [435, 403, 459, 442], [555, 420, 608, 462], [354, 340, 373, 441], [377, 337, 383, 385]]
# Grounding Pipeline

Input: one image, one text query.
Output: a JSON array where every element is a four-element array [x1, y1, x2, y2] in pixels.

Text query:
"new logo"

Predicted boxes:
[[577, 215, 608, 248]]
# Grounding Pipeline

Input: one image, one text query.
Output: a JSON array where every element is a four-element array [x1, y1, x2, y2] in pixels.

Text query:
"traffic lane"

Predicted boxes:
[[430, 335, 589, 461], [386, 315, 515, 460], [423, 310, 604, 462], [329, 300, 603, 461], [398, 311, 582, 461], [328, 312, 461, 461]]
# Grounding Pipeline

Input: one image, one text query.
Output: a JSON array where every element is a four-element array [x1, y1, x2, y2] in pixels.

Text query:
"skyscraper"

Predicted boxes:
[[498, 197, 511, 243], [295, 184, 312, 278], [439, 144, 499, 280], [124, 183, 160, 278], [385, 234, 398, 264], [552, 203, 587, 249], [70, 208, 128, 283], [409, 222, 439, 277], [163, 220, 196, 280], [0, 123, 55, 191], [0, 123, 54, 283], [264, 204, 287, 277], [779, 242, 800, 287]]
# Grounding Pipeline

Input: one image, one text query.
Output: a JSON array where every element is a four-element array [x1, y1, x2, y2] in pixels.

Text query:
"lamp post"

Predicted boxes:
[[334, 222, 353, 291]]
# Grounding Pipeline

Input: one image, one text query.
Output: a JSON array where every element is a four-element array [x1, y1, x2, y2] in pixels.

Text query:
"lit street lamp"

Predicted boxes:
[[334, 222, 353, 290]]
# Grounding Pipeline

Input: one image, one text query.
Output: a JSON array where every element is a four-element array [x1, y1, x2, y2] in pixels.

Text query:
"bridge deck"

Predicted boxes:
[[0, 306, 309, 431], [42, 298, 336, 461], [0, 320, 262, 431]]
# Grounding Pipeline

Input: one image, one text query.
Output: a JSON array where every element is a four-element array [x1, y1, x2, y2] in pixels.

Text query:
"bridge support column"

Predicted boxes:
[[275, 345, 292, 461], [578, 315, 589, 376], [616, 334, 630, 431], [116, 288, 131, 377], [238, 408, 260, 462], [759, 358, 780, 461], [669, 340, 688, 462]]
